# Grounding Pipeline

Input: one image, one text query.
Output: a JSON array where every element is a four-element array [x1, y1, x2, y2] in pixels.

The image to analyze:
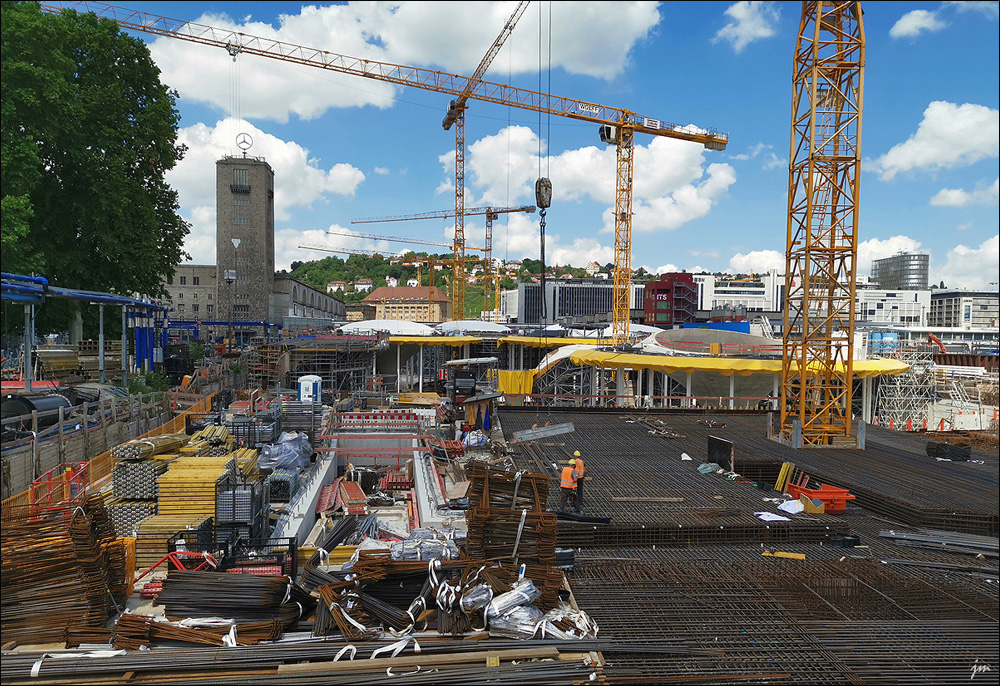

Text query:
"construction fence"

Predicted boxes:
[[1, 392, 208, 503]]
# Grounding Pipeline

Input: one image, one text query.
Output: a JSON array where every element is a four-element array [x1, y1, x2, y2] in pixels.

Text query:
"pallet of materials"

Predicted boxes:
[[134, 514, 213, 569], [156, 455, 233, 518]]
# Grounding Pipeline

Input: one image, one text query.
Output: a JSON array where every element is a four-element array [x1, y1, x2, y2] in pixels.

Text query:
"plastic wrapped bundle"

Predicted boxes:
[[460, 583, 493, 614], [534, 602, 600, 640], [390, 537, 459, 561], [486, 578, 541, 620], [489, 603, 544, 639]]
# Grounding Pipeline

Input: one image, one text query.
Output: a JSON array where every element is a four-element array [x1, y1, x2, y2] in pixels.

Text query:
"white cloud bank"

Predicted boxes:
[[931, 234, 1000, 290], [930, 178, 1000, 206], [150, 2, 660, 123]]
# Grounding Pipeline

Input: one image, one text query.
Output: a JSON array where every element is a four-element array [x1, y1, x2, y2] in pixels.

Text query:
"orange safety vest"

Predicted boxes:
[[574, 457, 585, 477], [560, 465, 578, 489]]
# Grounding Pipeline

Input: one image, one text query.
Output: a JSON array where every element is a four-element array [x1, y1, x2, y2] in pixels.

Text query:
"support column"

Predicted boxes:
[[99, 304, 106, 384], [728, 373, 735, 410], [662, 371, 668, 407], [122, 307, 128, 382], [615, 368, 625, 408], [773, 374, 780, 411], [636, 367, 642, 405], [862, 376, 872, 424], [396, 344, 401, 393], [591, 366, 598, 407], [24, 305, 34, 394], [418, 345, 424, 393]]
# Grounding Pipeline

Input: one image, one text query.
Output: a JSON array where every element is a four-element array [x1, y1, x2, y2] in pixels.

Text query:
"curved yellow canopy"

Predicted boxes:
[[567, 349, 910, 378]]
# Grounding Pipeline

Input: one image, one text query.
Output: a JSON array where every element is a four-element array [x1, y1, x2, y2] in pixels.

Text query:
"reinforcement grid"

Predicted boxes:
[[569, 560, 999, 685], [499, 409, 999, 536]]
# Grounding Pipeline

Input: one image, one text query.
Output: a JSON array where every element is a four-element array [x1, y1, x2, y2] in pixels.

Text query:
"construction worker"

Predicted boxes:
[[572, 450, 587, 509], [560, 459, 581, 513]]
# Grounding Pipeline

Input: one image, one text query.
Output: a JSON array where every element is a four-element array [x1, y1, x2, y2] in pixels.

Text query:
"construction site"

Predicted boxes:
[[2, 1, 999, 685]]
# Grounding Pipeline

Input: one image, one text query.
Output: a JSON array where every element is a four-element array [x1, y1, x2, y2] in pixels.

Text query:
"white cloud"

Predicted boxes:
[[856, 235, 925, 276], [945, 1, 1000, 19], [150, 3, 660, 123], [462, 126, 735, 234], [168, 119, 364, 264], [889, 9, 947, 38], [872, 102, 999, 181], [374, 167, 390, 176], [931, 234, 1000, 290], [930, 178, 1000, 206], [712, 1, 780, 53], [728, 249, 784, 274]]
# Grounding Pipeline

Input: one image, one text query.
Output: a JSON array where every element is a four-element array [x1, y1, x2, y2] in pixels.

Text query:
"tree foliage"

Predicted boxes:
[[1, 2, 189, 318]]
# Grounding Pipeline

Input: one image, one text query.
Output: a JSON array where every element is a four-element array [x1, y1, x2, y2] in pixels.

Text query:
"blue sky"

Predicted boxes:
[[79, 1, 998, 289]]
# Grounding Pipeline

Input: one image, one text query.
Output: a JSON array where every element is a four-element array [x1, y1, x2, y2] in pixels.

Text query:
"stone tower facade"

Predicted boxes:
[[216, 155, 275, 324]]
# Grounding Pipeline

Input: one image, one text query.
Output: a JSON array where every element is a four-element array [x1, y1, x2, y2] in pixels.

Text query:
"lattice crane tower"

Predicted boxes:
[[779, 0, 865, 448]]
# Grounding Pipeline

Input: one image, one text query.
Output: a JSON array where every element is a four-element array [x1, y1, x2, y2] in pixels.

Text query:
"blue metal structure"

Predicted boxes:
[[2, 272, 168, 391]]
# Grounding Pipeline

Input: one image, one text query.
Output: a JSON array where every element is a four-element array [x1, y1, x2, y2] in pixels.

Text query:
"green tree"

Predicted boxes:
[[1, 2, 189, 335]]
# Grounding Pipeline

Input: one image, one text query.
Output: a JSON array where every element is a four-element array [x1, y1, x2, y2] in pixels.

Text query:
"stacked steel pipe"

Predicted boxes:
[[110, 434, 188, 461]]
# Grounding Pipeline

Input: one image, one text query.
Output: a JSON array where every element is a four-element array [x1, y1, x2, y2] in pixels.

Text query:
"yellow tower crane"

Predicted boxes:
[[441, 1, 530, 322], [43, 1, 728, 345], [352, 205, 536, 320], [779, 0, 865, 448]]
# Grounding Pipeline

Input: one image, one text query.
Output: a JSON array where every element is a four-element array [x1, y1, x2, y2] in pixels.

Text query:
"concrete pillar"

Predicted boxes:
[[418, 345, 424, 393], [728, 373, 735, 410], [396, 344, 401, 393], [122, 307, 129, 381], [615, 368, 625, 408], [862, 375, 872, 424], [591, 366, 599, 407], [24, 305, 34, 394], [686, 371, 693, 408], [773, 374, 780, 411], [99, 304, 106, 384]]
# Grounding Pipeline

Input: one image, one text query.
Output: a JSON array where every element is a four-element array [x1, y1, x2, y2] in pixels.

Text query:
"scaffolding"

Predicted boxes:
[[246, 343, 290, 391], [286, 334, 388, 395], [875, 347, 936, 428]]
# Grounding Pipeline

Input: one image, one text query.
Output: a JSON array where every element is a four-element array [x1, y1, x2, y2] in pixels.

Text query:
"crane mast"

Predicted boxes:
[[442, 1, 529, 321], [42, 2, 727, 337], [352, 205, 535, 320], [779, 0, 865, 448]]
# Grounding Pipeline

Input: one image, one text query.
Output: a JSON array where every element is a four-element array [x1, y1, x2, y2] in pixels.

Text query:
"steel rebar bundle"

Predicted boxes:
[[155, 571, 315, 628], [1, 496, 125, 645]]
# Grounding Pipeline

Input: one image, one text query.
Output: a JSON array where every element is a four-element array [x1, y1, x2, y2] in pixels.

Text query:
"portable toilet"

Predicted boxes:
[[298, 375, 322, 402]]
